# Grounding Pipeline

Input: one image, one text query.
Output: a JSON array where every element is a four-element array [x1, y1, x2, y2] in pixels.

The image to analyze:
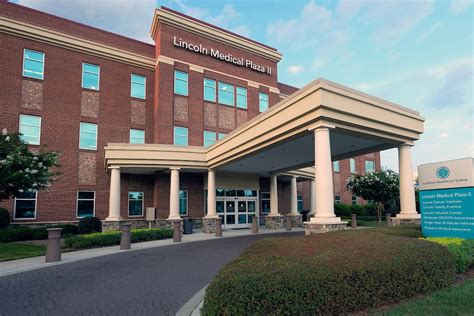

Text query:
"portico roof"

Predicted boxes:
[[105, 78, 424, 176]]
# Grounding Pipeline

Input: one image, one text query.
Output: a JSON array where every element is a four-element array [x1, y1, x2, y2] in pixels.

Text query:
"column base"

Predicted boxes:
[[396, 213, 421, 219], [202, 217, 219, 233], [105, 216, 123, 221], [304, 221, 348, 235], [287, 214, 303, 227], [102, 220, 123, 232], [265, 215, 283, 229], [391, 213, 421, 226]]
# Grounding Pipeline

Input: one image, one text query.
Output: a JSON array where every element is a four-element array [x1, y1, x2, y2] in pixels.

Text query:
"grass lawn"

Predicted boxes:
[[0, 243, 46, 261], [381, 277, 474, 316]]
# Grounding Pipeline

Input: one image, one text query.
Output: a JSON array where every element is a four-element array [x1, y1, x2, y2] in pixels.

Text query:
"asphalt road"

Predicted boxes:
[[0, 232, 302, 316]]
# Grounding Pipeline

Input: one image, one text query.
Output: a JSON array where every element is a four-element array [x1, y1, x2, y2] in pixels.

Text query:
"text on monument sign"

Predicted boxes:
[[173, 36, 272, 75]]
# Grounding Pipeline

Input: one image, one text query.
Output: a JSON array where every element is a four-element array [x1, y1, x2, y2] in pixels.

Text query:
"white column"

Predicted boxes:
[[290, 176, 298, 215], [397, 144, 420, 219], [168, 168, 181, 220], [269, 174, 280, 216], [206, 169, 218, 218], [310, 180, 316, 215], [107, 167, 122, 221], [311, 126, 341, 224]]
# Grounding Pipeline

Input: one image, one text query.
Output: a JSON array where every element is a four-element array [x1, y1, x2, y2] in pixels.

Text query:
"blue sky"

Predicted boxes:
[[15, 0, 473, 173]]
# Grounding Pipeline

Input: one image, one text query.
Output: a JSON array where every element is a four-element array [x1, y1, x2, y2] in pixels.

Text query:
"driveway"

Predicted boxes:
[[0, 231, 302, 315]]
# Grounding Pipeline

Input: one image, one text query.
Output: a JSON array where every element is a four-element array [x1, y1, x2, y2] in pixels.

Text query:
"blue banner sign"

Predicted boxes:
[[420, 187, 473, 239]]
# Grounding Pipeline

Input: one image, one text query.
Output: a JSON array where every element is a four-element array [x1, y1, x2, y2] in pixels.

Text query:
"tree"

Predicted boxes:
[[346, 169, 399, 222], [0, 129, 60, 201]]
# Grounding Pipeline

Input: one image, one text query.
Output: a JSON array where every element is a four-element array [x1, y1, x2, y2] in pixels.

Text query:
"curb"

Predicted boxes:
[[176, 285, 207, 316]]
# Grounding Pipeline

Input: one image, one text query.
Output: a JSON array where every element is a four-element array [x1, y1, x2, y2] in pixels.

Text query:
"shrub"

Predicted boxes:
[[57, 224, 79, 237], [0, 208, 10, 229], [334, 203, 351, 217], [65, 228, 174, 249], [78, 216, 102, 234], [0, 224, 79, 243], [426, 238, 474, 273], [374, 225, 423, 238], [202, 230, 455, 315], [350, 204, 366, 216]]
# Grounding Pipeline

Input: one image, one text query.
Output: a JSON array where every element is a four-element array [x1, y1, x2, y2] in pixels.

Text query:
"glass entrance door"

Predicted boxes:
[[214, 189, 259, 229], [225, 200, 236, 226]]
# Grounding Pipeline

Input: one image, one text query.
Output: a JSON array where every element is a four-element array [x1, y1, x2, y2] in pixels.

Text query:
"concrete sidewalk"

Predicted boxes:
[[0, 227, 304, 278]]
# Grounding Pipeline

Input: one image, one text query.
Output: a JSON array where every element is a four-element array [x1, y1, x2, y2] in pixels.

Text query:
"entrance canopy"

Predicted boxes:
[[105, 78, 424, 176]]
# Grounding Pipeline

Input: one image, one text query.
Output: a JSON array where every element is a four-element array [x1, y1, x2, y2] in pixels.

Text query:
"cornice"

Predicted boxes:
[[0, 17, 156, 70]]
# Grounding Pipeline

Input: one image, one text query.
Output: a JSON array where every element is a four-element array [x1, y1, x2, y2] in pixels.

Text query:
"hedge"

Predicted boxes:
[[202, 229, 456, 315], [0, 224, 79, 243], [334, 203, 378, 218], [65, 228, 174, 249], [374, 225, 423, 238], [0, 208, 10, 229], [426, 238, 474, 273]]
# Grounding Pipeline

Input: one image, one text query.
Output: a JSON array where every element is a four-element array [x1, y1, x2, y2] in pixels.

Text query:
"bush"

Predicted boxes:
[[0, 224, 79, 243], [0, 208, 10, 229], [374, 225, 423, 238], [426, 238, 474, 273], [57, 224, 79, 237], [65, 228, 174, 249], [334, 203, 351, 217], [78, 217, 102, 234], [202, 230, 455, 315]]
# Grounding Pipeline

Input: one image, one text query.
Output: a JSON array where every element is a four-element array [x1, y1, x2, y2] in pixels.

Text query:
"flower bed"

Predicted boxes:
[[425, 237, 474, 273], [202, 229, 456, 315]]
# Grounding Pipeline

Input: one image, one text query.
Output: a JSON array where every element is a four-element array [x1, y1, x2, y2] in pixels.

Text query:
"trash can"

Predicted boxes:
[[301, 210, 309, 222], [183, 218, 193, 234]]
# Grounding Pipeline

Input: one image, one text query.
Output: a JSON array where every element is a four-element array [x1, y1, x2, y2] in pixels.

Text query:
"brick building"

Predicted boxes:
[[0, 1, 408, 231]]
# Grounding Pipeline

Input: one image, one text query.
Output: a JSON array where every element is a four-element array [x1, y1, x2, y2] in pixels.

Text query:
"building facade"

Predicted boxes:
[[0, 2, 384, 229]]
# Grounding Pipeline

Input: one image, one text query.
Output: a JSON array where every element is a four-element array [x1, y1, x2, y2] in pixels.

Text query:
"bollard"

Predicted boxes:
[[351, 214, 357, 229], [215, 218, 222, 237], [120, 224, 132, 250], [45, 228, 62, 263], [285, 216, 292, 231], [386, 213, 392, 226], [173, 221, 182, 242], [252, 216, 258, 234]]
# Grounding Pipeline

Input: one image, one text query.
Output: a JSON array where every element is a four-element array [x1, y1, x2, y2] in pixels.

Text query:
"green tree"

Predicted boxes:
[[0, 129, 60, 201], [346, 169, 399, 222]]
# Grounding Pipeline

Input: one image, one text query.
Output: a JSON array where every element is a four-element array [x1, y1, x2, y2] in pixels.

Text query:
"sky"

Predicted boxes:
[[13, 0, 473, 173]]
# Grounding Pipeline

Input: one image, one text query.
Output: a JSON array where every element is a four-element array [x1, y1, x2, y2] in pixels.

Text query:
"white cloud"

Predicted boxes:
[[417, 22, 442, 42], [449, 0, 473, 14], [17, 0, 157, 43], [288, 65, 304, 74]]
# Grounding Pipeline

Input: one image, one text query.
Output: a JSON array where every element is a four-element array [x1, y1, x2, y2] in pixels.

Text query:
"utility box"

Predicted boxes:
[[146, 207, 156, 221]]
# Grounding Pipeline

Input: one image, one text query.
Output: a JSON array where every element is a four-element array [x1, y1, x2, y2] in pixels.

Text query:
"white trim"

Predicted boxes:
[[128, 191, 144, 217], [79, 122, 98, 150], [13, 190, 37, 220], [81, 62, 100, 90], [130, 73, 146, 100], [19, 114, 41, 145], [179, 189, 188, 216], [76, 191, 96, 218], [22, 48, 45, 80]]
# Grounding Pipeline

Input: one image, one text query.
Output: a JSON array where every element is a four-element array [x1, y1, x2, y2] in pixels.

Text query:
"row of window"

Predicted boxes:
[[22, 49, 146, 99], [261, 192, 304, 214], [13, 190, 189, 220], [332, 159, 375, 173], [174, 71, 270, 112], [335, 195, 358, 205]]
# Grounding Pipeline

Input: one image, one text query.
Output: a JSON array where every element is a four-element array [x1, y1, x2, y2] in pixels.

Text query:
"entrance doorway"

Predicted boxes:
[[215, 189, 258, 228]]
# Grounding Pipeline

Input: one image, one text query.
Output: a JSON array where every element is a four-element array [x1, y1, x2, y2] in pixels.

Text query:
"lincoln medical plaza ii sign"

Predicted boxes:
[[418, 158, 474, 239], [173, 36, 272, 75]]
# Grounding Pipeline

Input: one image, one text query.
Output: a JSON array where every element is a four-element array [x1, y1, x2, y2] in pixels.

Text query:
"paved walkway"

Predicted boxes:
[[0, 228, 303, 315]]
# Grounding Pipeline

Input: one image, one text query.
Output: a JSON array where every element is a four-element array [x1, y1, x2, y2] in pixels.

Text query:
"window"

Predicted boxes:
[[130, 129, 145, 144], [335, 196, 341, 204], [174, 126, 188, 146], [203, 131, 216, 147], [204, 78, 216, 102], [352, 195, 357, 205], [128, 192, 144, 216], [19, 114, 41, 145], [218, 133, 227, 140], [297, 194, 303, 212], [261, 192, 270, 214], [23, 49, 45, 80], [174, 70, 188, 96], [179, 190, 188, 215], [79, 122, 97, 150], [131, 74, 146, 99], [365, 160, 375, 173], [218, 82, 234, 106], [259, 92, 269, 112], [333, 161, 340, 172], [14, 191, 37, 219], [77, 191, 95, 218], [82, 63, 100, 90], [236, 87, 247, 109], [350, 158, 357, 173]]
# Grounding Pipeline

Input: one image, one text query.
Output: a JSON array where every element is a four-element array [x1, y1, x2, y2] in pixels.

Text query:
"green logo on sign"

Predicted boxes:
[[436, 166, 450, 179]]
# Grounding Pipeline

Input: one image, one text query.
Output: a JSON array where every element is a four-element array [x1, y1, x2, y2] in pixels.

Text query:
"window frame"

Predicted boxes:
[[128, 191, 144, 217], [130, 129, 145, 144], [261, 192, 270, 214], [22, 49, 45, 80], [218, 132, 227, 140], [352, 195, 357, 205], [173, 126, 188, 146], [76, 191, 96, 218], [297, 194, 303, 212], [130, 74, 146, 99], [259, 92, 269, 112], [174, 70, 188, 96], [203, 130, 217, 147], [13, 191, 37, 220], [79, 122, 98, 150], [350, 158, 357, 174], [218, 81, 235, 107], [19, 114, 41, 145], [179, 189, 188, 216], [81, 63, 100, 90], [203, 78, 216, 102], [365, 160, 375, 173], [236, 86, 247, 109], [335, 196, 341, 204], [333, 161, 340, 172]]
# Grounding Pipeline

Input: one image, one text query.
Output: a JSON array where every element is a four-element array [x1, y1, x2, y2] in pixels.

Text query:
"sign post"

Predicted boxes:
[[417, 158, 473, 239]]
